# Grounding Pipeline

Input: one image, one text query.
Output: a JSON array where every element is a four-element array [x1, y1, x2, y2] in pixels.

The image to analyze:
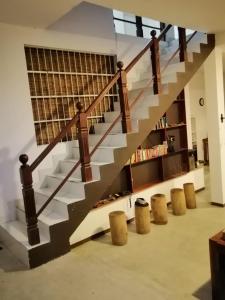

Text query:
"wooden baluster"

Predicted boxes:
[[19, 154, 40, 246], [150, 30, 162, 94], [117, 61, 132, 133], [136, 16, 143, 38], [178, 27, 187, 62], [76, 102, 92, 182]]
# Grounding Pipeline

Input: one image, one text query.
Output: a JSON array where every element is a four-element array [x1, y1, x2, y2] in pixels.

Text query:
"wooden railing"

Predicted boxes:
[[19, 25, 199, 245]]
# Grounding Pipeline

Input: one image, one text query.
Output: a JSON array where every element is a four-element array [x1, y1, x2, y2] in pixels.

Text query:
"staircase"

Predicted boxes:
[[0, 27, 215, 268]]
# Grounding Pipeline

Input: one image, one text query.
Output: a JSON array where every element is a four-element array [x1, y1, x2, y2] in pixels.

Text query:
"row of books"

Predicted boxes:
[[155, 116, 168, 130], [130, 143, 168, 164]]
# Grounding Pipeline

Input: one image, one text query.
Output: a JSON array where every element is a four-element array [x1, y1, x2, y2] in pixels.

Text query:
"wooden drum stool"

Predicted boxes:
[[171, 188, 186, 216], [183, 182, 196, 209], [109, 211, 127, 245], [151, 193, 168, 224], [135, 200, 151, 234]]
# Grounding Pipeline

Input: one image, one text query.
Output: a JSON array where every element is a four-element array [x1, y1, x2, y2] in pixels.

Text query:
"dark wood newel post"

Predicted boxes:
[[150, 30, 162, 94], [76, 102, 92, 182], [178, 27, 187, 62], [117, 61, 132, 133], [19, 154, 40, 246]]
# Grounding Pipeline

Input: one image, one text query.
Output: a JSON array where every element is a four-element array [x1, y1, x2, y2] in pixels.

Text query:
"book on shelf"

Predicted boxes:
[[129, 142, 168, 164], [155, 116, 168, 130]]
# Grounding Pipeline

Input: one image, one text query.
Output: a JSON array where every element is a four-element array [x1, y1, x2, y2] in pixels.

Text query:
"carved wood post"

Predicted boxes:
[[150, 30, 162, 94], [19, 154, 40, 246], [178, 27, 187, 62], [117, 61, 132, 133], [76, 102, 92, 182]]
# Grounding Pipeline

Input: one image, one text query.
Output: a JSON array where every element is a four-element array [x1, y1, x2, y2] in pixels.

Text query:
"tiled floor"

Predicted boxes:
[[0, 167, 223, 300]]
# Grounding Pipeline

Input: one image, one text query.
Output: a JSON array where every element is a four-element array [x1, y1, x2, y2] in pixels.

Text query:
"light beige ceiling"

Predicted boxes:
[[1, 0, 225, 33]]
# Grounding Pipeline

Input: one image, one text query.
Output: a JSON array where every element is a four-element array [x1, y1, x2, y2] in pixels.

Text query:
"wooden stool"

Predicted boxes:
[[135, 202, 151, 234], [151, 193, 168, 224], [109, 211, 127, 245], [171, 188, 186, 215], [183, 182, 196, 209]]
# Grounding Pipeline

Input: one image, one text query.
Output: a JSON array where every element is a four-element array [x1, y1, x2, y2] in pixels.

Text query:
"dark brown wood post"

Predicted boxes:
[[76, 102, 92, 182], [19, 154, 40, 246], [178, 27, 187, 62], [150, 30, 162, 94], [117, 61, 132, 133], [135, 16, 143, 38]]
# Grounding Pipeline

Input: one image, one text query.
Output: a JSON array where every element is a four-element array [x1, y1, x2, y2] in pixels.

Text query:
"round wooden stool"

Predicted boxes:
[[135, 202, 151, 234], [183, 182, 196, 209], [171, 188, 186, 215], [109, 211, 127, 245], [151, 193, 168, 224]]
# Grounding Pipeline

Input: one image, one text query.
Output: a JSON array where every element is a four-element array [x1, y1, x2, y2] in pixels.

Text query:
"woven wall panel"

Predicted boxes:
[[25, 46, 117, 145]]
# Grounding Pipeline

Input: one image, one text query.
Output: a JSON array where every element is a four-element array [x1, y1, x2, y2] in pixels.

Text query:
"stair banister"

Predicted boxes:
[[150, 30, 162, 94], [178, 27, 187, 62], [76, 102, 92, 182], [19, 154, 40, 245], [20, 24, 191, 245], [117, 61, 132, 133]]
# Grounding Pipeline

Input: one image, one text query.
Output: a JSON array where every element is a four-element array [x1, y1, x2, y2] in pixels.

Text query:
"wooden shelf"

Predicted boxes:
[[95, 90, 189, 207]]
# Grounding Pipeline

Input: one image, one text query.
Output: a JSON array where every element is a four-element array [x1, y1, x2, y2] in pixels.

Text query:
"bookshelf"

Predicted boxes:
[[96, 90, 190, 206]]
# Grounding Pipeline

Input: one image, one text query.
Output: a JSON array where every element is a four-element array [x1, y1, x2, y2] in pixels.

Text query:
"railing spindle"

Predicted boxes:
[[150, 30, 162, 94], [178, 27, 187, 62], [117, 61, 132, 133], [76, 102, 92, 182], [19, 154, 40, 246]]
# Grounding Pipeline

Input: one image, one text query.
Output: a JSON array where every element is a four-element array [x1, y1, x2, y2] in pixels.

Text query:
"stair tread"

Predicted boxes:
[[0, 220, 49, 249], [36, 187, 85, 204], [17, 206, 67, 226], [63, 158, 112, 166], [72, 144, 122, 149]]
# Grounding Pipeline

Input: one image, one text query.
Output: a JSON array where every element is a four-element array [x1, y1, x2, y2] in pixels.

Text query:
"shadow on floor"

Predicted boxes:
[[193, 280, 212, 300]]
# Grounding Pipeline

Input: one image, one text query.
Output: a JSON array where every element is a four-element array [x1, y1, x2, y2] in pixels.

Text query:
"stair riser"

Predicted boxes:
[[72, 147, 115, 163], [88, 133, 127, 147], [59, 161, 101, 180], [103, 111, 120, 123], [16, 208, 50, 240], [45, 177, 85, 199], [34, 191, 69, 217]]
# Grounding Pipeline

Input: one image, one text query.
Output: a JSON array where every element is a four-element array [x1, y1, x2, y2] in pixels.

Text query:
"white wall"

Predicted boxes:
[[187, 69, 207, 161], [0, 3, 116, 223]]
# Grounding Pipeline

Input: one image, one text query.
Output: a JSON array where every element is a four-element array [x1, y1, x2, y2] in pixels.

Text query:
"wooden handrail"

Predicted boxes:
[[30, 114, 79, 172], [125, 24, 172, 73]]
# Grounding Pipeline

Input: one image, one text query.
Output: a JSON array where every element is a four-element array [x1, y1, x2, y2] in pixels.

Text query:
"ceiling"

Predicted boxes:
[[1, 0, 225, 33]]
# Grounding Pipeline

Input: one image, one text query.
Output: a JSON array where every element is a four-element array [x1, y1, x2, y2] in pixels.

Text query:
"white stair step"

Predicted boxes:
[[104, 111, 120, 122], [0, 220, 49, 248], [93, 119, 138, 135], [58, 159, 101, 180], [72, 144, 121, 163], [88, 133, 127, 147], [44, 175, 86, 199], [16, 207, 67, 240]]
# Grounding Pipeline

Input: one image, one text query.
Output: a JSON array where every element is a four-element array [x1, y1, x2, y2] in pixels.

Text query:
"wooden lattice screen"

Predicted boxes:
[[25, 46, 117, 145]]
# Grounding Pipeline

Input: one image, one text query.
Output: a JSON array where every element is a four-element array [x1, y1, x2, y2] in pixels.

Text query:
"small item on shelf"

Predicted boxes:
[[167, 135, 175, 152]]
